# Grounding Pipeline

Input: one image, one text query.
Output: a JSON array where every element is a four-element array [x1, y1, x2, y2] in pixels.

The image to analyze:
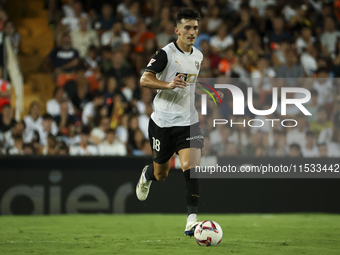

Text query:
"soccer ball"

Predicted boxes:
[[194, 220, 223, 246]]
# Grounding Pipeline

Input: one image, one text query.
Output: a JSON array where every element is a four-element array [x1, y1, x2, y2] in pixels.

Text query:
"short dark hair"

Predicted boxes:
[[176, 9, 201, 25], [42, 113, 54, 120]]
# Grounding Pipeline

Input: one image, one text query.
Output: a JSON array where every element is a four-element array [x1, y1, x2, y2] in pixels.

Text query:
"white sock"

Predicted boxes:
[[187, 213, 197, 222]]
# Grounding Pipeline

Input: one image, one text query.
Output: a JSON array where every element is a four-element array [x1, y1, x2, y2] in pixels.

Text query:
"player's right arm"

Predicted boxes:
[[141, 72, 187, 89], [140, 49, 186, 90]]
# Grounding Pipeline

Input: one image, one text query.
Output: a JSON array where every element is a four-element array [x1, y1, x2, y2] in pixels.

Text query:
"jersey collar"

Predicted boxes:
[[173, 41, 193, 55]]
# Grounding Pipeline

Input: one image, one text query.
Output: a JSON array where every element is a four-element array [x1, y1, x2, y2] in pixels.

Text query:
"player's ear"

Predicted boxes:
[[174, 27, 179, 35]]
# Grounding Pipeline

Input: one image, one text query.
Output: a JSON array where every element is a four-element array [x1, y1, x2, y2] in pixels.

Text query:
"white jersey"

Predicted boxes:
[[145, 42, 203, 127]]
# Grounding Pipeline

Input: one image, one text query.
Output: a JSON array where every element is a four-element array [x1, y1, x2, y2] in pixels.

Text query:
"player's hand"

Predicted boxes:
[[167, 74, 187, 89], [216, 91, 224, 99]]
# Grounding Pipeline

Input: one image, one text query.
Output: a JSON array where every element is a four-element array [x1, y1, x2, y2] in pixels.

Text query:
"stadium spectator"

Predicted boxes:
[[4, 21, 20, 54], [266, 16, 291, 44], [276, 48, 304, 83], [61, 0, 91, 32], [45, 33, 80, 74], [301, 131, 319, 158], [156, 22, 177, 48], [251, 56, 276, 92], [56, 141, 69, 155], [84, 46, 101, 78], [131, 19, 155, 54], [313, 68, 334, 105], [288, 143, 302, 157], [122, 1, 140, 30], [232, 4, 256, 37], [201, 136, 212, 156], [69, 126, 98, 155], [82, 91, 104, 125], [0, 104, 16, 133], [98, 128, 127, 156], [241, 131, 264, 156], [40, 134, 57, 155], [105, 51, 134, 86], [54, 100, 76, 130], [90, 116, 110, 145], [267, 130, 286, 157], [286, 114, 307, 148], [206, 5, 223, 34], [250, 0, 276, 18], [60, 120, 80, 146], [128, 128, 146, 155], [225, 142, 239, 156], [121, 75, 138, 102], [47, 87, 75, 117], [94, 3, 115, 31], [7, 135, 23, 155], [300, 42, 318, 76], [310, 107, 333, 138], [210, 23, 234, 56], [116, 113, 129, 144], [318, 143, 329, 157], [320, 16, 340, 56], [138, 103, 152, 139], [23, 143, 35, 155], [64, 64, 89, 100], [70, 17, 99, 58], [36, 113, 58, 146], [101, 21, 131, 56], [296, 26, 315, 54]]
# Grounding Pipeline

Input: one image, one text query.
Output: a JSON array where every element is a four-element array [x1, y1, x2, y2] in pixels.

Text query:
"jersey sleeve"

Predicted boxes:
[[144, 49, 168, 74]]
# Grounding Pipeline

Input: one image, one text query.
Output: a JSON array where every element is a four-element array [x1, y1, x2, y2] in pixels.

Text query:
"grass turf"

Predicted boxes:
[[0, 214, 340, 255]]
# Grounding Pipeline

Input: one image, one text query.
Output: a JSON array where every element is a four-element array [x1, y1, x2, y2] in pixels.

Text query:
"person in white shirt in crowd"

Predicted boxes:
[[296, 26, 315, 54], [121, 75, 137, 102], [301, 131, 319, 157], [116, 113, 129, 144], [312, 67, 333, 105], [210, 23, 234, 56], [6, 135, 23, 155], [90, 116, 110, 145], [300, 42, 318, 76], [135, 87, 153, 115], [251, 56, 276, 92], [249, 0, 276, 18], [320, 16, 340, 56], [24, 101, 58, 137], [70, 17, 99, 58], [60, 120, 81, 146], [82, 91, 104, 125], [101, 21, 131, 56], [69, 126, 98, 155], [138, 103, 153, 140], [286, 114, 308, 148], [47, 87, 75, 117], [36, 113, 58, 147], [98, 128, 127, 156], [61, 0, 91, 32]]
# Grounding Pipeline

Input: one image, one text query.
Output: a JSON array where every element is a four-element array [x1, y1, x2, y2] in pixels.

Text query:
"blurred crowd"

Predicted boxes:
[[0, 0, 340, 157]]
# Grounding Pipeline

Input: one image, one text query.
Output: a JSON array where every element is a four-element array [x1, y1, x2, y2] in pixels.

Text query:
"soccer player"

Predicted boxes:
[[136, 9, 222, 236]]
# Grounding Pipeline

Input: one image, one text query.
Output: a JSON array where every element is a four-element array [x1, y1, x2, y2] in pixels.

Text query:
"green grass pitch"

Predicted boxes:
[[1, 214, 340, 254]]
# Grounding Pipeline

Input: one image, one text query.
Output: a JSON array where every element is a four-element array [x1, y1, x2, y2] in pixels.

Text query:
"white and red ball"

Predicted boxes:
[[194, 220, 223, 246]]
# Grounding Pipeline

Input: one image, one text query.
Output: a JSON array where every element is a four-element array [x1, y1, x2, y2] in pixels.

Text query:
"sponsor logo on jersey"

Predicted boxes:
[[147, 58, 156, 67], [195, 61, 200, 70], [175, 73, 197, 84]]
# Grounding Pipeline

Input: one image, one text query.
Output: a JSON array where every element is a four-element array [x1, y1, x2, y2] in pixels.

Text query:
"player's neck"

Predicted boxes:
[[176, 39, 192, 53]]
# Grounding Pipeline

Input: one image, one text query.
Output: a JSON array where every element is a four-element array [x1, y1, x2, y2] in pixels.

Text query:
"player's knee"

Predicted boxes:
[[181, 160, 191, 171], [155, 172, 168, 182]]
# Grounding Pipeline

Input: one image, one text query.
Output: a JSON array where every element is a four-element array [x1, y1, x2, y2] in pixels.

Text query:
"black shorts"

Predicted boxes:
[[148, 118, 204, 164]]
